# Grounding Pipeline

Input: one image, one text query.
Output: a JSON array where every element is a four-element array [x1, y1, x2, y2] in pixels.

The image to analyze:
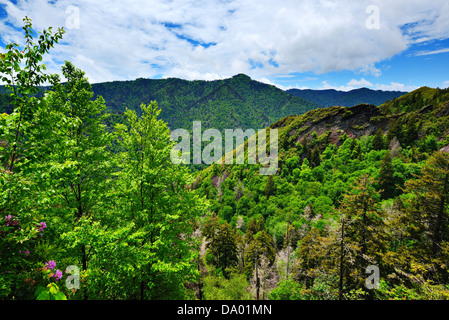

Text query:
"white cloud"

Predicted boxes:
[[316, 79, 417, 92], [443, 81, 449, 88], [412, 47, 449, 56], [0, 0, 448, 84], [320, 78, 374, 92], [347, 78, 374, 88], [373, 82, 418, 92]]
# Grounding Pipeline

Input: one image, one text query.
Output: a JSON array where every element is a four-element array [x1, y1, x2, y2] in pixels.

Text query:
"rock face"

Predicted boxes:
[[270, 88, 449, 154], [440, 145, 449, 153]]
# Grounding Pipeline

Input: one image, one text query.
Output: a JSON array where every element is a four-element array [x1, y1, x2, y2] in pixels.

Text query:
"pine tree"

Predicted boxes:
[[264, 175, 276, 199], [296, 227, 330, 288], [336, 174, 386, 299], [393, 151, 449, 285], [310, 146, 321, 168], [244, 230, 276, 299], [378, 150, 396, 199], [203, 218, 238, 277], [372, 128, 385, 151]]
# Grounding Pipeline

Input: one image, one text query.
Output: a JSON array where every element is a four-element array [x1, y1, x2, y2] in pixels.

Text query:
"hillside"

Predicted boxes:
[[192, 86, 449, 300], [287, 87, 407, 108], [0, 74, 320, 133], [90, 74, 320, 132]]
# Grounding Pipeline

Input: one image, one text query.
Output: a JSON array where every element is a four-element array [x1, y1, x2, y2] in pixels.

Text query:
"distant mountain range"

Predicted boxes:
[[1, 74, 409, 133], [90, 74, 319, 132], [286, 87, 407, 108]]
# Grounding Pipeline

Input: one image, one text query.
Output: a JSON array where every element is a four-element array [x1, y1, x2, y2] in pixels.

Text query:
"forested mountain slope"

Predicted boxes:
[[1, 74, 320, 132], [4, 16, 449, 303], [192, 86, 449, 300], [91, 74, 320, 131], [287, 87, 407, 108]]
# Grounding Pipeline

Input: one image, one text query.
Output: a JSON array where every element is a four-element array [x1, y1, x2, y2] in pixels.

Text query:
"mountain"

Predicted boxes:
[[0, 74, 320, 132], [286, 87, 407, 108], [191, 86, 449, 299], [90, 74, 320, 132], [379, 85, 449, 114], [195, 84, 449, 236], [195, 86, 449, 180]]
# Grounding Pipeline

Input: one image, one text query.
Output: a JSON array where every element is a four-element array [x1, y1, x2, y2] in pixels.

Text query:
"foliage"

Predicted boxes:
[[2, 16, 449, 301], [194, 84, 449, 300], [287, 87, 406, 108], [0, 18, 205, 300]]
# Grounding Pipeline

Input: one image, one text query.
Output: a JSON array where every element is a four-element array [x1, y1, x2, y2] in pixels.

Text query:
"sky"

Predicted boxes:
[[0, 0, 448, 92]]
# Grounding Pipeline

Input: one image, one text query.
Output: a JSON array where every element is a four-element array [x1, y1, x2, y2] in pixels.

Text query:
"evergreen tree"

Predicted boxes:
[[310, 146, 321, 168], [244, 230, 276, 299], [378, 150, 396, 199], [296, 227, 330, 288], [336, 174, 386, 299], [372, 128, 385, 151], [203, 217, 238, 277], [264, 175, 276, 199], [391, 152, 449, 285]]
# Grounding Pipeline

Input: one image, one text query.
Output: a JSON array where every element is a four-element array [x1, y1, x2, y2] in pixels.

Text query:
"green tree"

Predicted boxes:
[[390, 152, 449, 286], [336, 174, 386, 299], [112, 101, 206, 299], [0, 17, 64, 299], [203, 272, 251, 300], [203, 218, 238, 277], [244, 230, 276, 299], [310, 146, 321, 168], [28, 61, 114, 299], [372, 128, 385, 151], [378, 150, 396, 199], [264, 175, 276, 199], [0, 17, 64, 172]]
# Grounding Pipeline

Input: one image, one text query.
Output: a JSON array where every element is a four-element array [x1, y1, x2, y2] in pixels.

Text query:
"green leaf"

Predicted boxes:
[[54, 292, 67, 300], [36, 290, 51, 300], [48, 283, 59, 295], [35, 285, 45, 298]]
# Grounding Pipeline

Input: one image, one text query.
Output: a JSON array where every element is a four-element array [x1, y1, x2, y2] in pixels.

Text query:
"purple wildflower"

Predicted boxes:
[[53, 269, 63, 281], [38, 222, 47, 232], [45, 260, 56, 270], [5, 215, 13, 226]]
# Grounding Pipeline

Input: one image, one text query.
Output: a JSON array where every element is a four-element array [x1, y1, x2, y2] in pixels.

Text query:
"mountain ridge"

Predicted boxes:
[[287, 87, 408, 108], [88, 73, 320, 132]]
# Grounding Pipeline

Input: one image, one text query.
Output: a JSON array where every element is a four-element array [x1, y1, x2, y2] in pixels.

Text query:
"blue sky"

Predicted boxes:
[[0, 0, 448, 92]]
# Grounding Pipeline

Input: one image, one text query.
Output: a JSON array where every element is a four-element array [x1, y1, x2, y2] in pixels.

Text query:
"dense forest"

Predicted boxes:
[[193, 90, 449, 300], [1, 18, 449, 301], [0, 72, 321, 134], [287, 87, 407, 108]]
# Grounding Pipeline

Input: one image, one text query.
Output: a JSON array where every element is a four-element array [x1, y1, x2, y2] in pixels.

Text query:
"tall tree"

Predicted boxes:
[[310, 146, 321, 168], [203, 217, 238, 277], [336, 174, 386, 299], [372, 128, 385, 151], [378, 150, 396, 199], [264, 175, 276, 199], [113, 101, 206, 299], [28, 61, 114, 299], [392, 151, 449, 285], [0, 17, 64, 173], [0, 17, 64, 299]]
